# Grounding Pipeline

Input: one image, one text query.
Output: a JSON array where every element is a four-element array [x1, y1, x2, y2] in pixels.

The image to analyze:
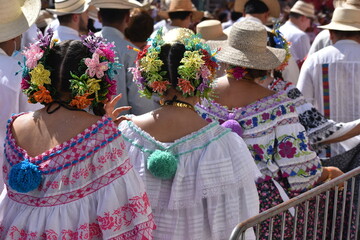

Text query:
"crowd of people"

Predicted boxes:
[[0, 0, 360, 239]]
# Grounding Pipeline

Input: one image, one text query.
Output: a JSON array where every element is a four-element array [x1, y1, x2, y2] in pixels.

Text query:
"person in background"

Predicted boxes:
[[0, 30, 155, 239], [92, 0, 157, 114], [118, 28, 260, 239], [47, 0, 90, 41], [125, 8, 154, 50], [297, 6, 360, 159], [280, 1, 315, 67], [308, 0, 360, 55], [197, 20, 354, 239], [151, 0, 204, 38], [0, 0, 42, 194]]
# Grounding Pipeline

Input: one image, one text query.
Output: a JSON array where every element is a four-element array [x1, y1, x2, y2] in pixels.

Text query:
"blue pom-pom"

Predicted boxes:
[[221, 119, 243, 137], [147, 150, 178, 179], [9, 160, 42, 193]]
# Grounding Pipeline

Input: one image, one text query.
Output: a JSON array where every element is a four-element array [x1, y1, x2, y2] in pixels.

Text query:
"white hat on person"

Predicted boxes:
[[90, 0, 142, 9], [47, 0, 91, 16], [0, 0, 41, 42], [318, 7, 360, 31], [196, 20, 228, 41], [290, 1, 315, 19]]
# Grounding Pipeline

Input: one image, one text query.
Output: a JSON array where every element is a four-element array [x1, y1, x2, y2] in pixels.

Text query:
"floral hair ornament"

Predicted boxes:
[[271, 23, 291, 71], [19, 29, 121, 111], [226, 65, 248, 80], [10, 30, 121, 193], [128, 28, 220, 99]]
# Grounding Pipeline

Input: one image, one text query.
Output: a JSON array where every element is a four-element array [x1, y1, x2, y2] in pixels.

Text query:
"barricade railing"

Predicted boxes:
[[230, 166, 360, 240]]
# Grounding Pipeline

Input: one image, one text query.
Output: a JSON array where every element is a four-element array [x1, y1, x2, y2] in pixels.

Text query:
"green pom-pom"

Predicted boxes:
[[147, 150, 178, 179]]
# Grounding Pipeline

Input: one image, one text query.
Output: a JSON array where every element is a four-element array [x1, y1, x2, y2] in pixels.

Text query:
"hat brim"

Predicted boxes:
[[202, 33, 227, 41], [234, 0, 280, 18], [0, 0, 41, 42], [46, 3, 90, 16], [290, 9, 315, 19], [215, 41, 286, 70], [91, 0, 142, 9], [318, 22, 360, 31], [158, 10, 204, 22]]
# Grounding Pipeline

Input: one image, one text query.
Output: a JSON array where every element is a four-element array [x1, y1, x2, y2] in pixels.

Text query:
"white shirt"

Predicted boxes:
[[52, 25, 80, 42], [308, 29, 332, 56], [96, 27, 157, 115], [297, 40, 360, 154], [0, 48, 41, 193], [280, 21, 310, 62]]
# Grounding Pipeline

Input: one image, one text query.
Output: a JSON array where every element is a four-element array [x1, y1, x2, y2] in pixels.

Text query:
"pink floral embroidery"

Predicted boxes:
[[279, 141, 297, 158], [97, 212, 115, 230], [98, 193, 151, 232], [97, 148, 124, 164], [8, 226, 38, 240], [8, 158, 133, 206], [72, 163, 103, 180]]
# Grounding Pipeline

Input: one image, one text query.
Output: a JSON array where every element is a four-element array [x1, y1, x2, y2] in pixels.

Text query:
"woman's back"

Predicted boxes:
[[119, 117, 260, 239], [1, 112, 154, 239], [0, 31, 155, 239]]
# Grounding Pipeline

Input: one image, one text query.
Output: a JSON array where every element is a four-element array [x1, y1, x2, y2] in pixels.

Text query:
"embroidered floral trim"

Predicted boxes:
[[7, 158, 133, 206], [5, 115, 119, 175], [2, 205, 154, 240]]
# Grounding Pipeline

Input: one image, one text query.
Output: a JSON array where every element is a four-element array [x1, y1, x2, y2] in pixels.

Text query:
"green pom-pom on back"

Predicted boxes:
[[147, 150, 178, 179]]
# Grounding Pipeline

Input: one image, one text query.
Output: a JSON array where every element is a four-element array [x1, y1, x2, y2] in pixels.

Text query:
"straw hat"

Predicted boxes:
[[233, 0, 280, 18], [0, 0, 41, 43], [318, 7, 360, 31], [290, 1, 315, 19], [196, 20, 227, 41], [216, 21, 285, 70], [36, 10, 56, 29], [90, 0, 142, 9], [158, 0, 204, 22], [47, 0, 90, 16]]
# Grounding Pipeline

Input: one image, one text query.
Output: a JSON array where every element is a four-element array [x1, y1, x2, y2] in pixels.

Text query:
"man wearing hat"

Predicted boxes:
[[91, 0, 157, 115], [308, 0, 360, 55], [223, 0, 280, 35], [0, 0, 42, 193], [280, 1, 315, 65], [297, 7, 360, 156], [151, 0, 204, 38], [47, 0, 90, 41]]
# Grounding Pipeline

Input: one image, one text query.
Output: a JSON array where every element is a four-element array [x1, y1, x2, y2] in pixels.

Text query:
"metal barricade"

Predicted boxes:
[[230, 167, 360, 240]]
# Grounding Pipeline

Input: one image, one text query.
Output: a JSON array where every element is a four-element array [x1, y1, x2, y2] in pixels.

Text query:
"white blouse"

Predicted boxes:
[[119, 120, 260, 240]]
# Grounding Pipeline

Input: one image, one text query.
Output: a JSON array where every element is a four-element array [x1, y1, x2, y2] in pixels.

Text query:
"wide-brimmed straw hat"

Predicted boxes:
[[234, 0, 280, 18], [47, 0, 90, 16], [90, 0, 142, 9], [318, 7, 360, 31], [36, 10, 56, 29], [216, 20, 285, 70], [0, 0, 41, 43], [290, 1, 315, 19], [158, 0, 204, 22], [196, 20, 228, 41]]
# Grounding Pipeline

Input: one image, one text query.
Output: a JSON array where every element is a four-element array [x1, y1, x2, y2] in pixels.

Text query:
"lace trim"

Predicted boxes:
[[122, 122, 231, 156]]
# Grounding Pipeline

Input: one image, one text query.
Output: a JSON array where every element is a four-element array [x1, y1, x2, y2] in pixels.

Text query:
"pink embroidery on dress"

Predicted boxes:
[[72, 163, 103, 180], [97, 147, 124, 164], [8, 158, 133, 207], [8, 226, 38, 240], [98, 193, 151, 232]]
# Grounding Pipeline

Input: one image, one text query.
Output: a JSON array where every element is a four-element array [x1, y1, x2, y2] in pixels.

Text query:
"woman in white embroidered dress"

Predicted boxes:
[[196, 21, 356, 239], [116, 28, 261, 239], [0, 31, 155, 239]]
